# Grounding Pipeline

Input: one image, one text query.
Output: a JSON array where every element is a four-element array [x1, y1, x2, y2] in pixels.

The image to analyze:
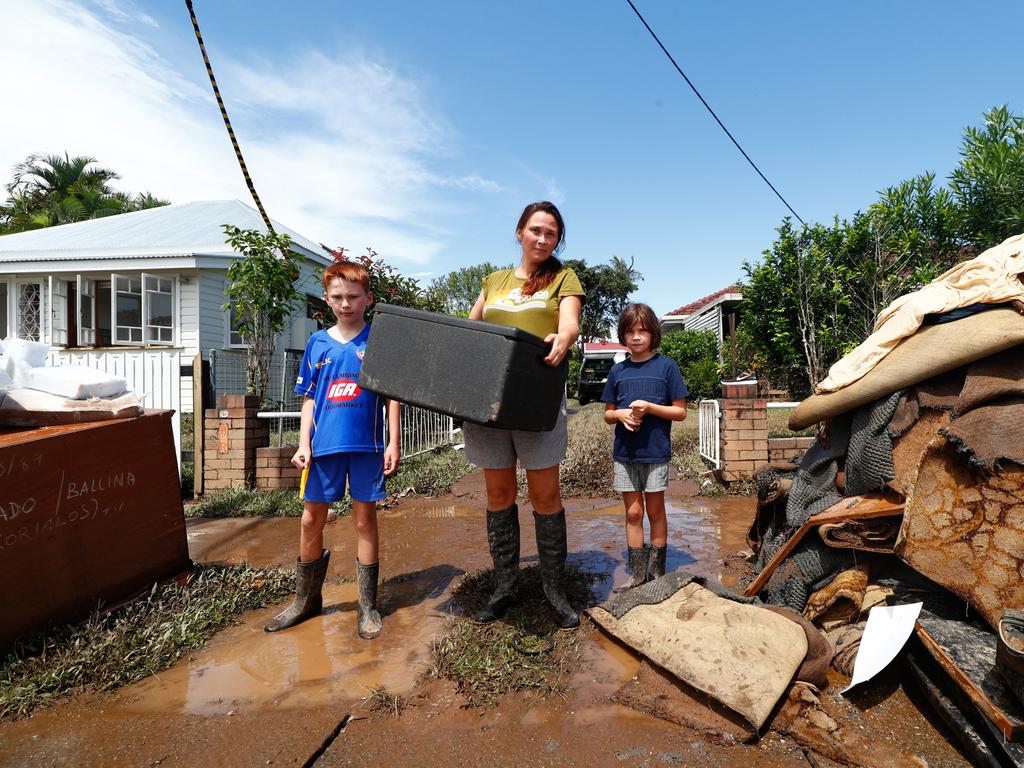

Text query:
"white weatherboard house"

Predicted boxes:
[[0, 199, 333, 415]]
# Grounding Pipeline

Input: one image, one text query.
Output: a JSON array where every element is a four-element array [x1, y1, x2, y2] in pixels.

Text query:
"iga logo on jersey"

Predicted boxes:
[[326, 379, 361, 402]]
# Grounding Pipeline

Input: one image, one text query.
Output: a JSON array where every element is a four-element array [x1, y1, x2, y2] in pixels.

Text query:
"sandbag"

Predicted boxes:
[[17, 365, 127, 400], [589, 582, 807, 730]]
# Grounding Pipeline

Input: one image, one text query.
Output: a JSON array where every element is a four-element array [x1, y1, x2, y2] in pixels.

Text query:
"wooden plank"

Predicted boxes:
[[744, 494, 906, 597], [915, 624, 1018, 741]]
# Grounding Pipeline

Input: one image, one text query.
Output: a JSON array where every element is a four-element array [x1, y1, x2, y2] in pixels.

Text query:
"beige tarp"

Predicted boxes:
[[817, 233, 1024, 393]]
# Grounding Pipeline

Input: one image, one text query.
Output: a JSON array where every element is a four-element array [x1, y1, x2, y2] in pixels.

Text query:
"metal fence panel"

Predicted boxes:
[[698, 399, 721, 469]]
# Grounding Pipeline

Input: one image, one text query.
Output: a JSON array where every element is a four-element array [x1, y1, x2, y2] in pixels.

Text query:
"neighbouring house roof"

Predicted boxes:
[[0, 199, 332, 266], [583, 341, 627, 354], [663, 284, 742, 319]]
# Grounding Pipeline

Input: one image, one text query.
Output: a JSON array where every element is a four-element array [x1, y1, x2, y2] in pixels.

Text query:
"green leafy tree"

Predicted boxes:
[[325, 246, 442, 321], [659, 329, 720, 400], [0, 152, 169, 233], [950, 105, 1024, 248], [564, 256, 642, 345], [222, 226, 301, 401], [428, 261, 510, 317]]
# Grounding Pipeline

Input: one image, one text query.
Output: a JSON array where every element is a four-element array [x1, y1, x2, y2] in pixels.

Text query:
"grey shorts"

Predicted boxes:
[[613, 461, 670, 493], [462, 401, 568, 470]]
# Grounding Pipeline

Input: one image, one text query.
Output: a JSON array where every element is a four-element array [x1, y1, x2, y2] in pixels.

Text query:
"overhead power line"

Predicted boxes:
[[624, 0, 805, 225], [185, 0, 277, 235]]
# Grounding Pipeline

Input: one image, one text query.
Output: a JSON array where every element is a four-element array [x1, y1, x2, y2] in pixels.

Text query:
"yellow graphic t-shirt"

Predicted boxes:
[[481, 267, 585, 338]]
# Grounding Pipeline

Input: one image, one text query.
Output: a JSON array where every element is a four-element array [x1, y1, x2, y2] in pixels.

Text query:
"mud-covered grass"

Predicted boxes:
[[361, 685, 409, 717], [427, 563, 602, 707], [187, 446, 472, 518], [0, 563, 293, 720]]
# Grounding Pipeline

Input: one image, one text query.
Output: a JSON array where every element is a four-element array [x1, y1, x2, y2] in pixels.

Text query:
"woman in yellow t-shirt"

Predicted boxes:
[[465, 201, 585, 630]]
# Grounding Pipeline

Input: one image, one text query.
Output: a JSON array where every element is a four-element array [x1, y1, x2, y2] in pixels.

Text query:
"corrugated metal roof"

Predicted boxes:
[[0, 199, 332, 264]]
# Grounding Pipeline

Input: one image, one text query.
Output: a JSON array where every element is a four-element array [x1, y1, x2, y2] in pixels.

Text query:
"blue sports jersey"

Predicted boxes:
[[294, 325, 386, 455], [600, 354, 688, 463]]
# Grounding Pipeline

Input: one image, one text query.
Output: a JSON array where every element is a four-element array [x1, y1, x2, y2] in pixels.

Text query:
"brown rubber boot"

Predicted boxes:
[[357, 559, 383, 640], [264, 549, 330, 632]]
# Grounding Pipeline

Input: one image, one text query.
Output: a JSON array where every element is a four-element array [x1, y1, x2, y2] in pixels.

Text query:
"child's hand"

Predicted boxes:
[[629, 399, 652, 416], [291, 446, 311, 469], [383, 443, 400, 476], [617, 408, 642, 432]]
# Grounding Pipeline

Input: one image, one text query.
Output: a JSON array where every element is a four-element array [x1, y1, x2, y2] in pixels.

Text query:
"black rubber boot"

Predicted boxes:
[[264, 549, 330, 632], [648, 545, 667, 581], [534, 510, 579, 630], [474, 504, 520, 624], [614, 546, 650, 593], [357, 560, 383, 640]]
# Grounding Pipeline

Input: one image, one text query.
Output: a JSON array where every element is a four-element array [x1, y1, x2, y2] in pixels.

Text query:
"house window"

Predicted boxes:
[[226, 300, 245, 347], [114, 275, 143, 343], [145, 275, 174, 344], [17, 282, 43, 342], [0, 283, 7, 338]]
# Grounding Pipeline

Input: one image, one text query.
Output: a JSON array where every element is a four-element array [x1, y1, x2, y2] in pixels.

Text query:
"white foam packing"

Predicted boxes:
[[18, 365, 128, 400]]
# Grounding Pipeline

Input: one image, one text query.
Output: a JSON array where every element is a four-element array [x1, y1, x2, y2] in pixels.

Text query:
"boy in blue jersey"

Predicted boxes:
[[602, 303, 688, 591], [264, 260, 399, 640]]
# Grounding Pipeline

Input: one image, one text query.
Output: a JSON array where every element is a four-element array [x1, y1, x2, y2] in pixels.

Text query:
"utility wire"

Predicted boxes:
[[624, 0, 805, 225], [185, 0, 277, 235]]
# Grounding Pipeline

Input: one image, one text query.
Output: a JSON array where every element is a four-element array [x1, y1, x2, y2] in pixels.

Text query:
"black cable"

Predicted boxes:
[[184, 0, 277, 235], [624, 0, 805, 225]]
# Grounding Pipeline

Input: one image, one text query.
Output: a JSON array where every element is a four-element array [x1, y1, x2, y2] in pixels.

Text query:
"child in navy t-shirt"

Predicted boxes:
[[601, 303, 688, 591], [264, 260, 399, 641]]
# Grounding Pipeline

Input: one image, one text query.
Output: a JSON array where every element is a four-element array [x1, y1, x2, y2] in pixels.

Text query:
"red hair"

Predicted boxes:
[[322, 260, 370, 292]]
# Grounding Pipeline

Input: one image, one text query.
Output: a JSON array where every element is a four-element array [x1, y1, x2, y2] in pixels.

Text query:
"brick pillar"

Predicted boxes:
[[202, 394, 269, 492], [719, 380, 768, 483], [256, 447, 301, 490]]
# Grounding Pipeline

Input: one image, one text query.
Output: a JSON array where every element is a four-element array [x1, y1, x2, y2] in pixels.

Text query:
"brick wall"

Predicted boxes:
[[256, 447, 302, 490], [768, 436, 816, 463], [719, 397, 768, 482], [203, 394, 270, 492]]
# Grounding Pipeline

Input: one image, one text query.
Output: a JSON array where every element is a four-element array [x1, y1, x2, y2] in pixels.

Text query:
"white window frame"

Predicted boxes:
[[77, 275, 96, 346], [48, 276, 69, 346], [12, 279, 44, 342], [225, 296, 246, 348], [110, 272, 178, 347], [143, 272, 175, 345]]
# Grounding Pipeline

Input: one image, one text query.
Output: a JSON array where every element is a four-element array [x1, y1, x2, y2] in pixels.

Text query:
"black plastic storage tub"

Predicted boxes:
[[358, 304, 566, 430]]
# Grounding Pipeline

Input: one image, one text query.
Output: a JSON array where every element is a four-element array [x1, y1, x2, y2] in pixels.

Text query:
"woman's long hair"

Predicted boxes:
[[517, 201, 565, 295]]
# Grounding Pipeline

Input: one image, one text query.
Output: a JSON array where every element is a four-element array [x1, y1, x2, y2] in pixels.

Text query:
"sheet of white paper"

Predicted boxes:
[[842, 602, 923, 694]]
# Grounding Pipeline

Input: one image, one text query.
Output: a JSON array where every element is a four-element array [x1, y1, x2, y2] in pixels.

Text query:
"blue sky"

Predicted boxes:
[[2, 1, 1022, 317]]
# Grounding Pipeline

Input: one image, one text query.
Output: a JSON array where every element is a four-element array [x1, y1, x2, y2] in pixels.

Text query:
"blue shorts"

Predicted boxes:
[[303, 451, 386, 504]]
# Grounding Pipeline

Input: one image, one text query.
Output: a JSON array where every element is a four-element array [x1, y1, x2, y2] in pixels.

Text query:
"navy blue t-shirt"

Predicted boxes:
[[294, 325, 386, 456], [601, 354, 688, 463]]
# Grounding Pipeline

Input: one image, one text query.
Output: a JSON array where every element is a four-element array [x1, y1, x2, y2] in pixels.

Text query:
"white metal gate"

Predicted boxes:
[[698, 399, 721, 469], [47, 349, 182, 469]]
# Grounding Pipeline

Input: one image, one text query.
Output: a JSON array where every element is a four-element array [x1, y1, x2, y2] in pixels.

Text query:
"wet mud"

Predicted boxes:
[[0, 475, 972, 767]]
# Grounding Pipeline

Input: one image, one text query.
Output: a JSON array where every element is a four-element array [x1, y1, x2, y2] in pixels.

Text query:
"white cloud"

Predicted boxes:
[[0, 0, 499, 266]]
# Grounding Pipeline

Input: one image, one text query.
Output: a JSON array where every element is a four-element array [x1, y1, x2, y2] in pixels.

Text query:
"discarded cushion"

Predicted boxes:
[[790, 308, 1024, 430], [896, 438, 1024, 630], [611, 660, 756, 744], [589, 582, 807, 730], [17, 365, 127, 400], [817, 233, 1024, 393], [804, 563, 871, 626]]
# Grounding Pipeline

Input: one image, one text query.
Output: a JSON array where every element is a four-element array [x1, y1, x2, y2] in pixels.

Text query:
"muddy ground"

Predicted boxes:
[[0, 472, 973, 767]]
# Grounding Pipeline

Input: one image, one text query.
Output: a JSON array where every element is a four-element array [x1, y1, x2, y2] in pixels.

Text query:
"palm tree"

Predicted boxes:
[[0, 152, 168, 234]]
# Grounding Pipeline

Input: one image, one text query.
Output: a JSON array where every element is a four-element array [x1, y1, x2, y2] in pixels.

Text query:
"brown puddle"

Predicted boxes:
[[2, 490, 972, 768], [138, 497, 754, 715]]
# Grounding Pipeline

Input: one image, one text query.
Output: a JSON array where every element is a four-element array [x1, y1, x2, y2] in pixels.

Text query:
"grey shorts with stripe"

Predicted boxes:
[[462, 400, 568, 471], [613, 461, 670, 493]]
